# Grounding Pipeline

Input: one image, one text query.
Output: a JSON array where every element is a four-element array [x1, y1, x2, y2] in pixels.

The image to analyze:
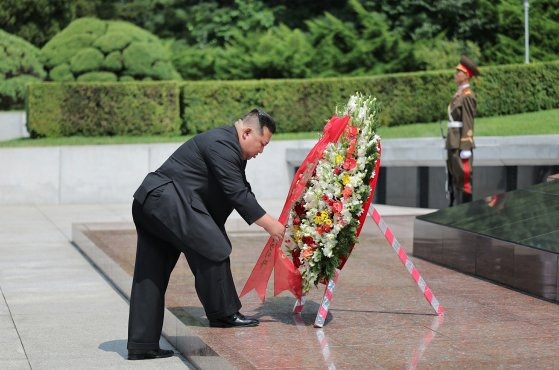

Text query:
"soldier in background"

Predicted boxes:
[[446, 56, 480, 206]]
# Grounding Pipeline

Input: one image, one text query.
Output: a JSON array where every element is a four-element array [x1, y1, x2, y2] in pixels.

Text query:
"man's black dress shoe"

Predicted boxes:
[[235, 311, 247, 319], [127, 348, 174, 360], [209, 313, 259, 328]]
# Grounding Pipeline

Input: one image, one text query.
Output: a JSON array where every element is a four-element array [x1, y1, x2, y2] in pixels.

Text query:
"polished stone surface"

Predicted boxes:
[[85, 214, 559, 368], [418, 180, 559, 253], [415, 180, 559, 302]]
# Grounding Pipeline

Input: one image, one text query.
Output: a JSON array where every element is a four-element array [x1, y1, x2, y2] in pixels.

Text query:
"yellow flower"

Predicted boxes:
[[334, 154, 344, 166], [342, 175, 350, 185], [314, 211, 330, 225], [325, 218, 332, 226]]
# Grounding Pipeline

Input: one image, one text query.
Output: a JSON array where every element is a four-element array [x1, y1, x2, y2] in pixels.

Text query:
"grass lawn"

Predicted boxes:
[[378, 108, 559, 138], [1, 109, 557, 147]]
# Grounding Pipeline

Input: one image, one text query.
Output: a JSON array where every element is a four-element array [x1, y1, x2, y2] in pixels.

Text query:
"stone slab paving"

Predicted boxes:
[[0, 204, 191, 369], [79, 210, 559, 369]]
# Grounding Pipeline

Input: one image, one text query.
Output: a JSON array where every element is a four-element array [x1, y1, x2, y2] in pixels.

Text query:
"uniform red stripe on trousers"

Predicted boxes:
[[463, 158, 472, 194]]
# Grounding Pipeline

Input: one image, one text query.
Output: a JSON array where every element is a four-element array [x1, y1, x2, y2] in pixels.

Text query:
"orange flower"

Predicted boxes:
[[345, 125, 358, 138], [343, 157, 357, 171], [301, 248, 315, 260], [347, 139, 357, 156], [342, 186, 353, 199], [332, 201, 343, 214]]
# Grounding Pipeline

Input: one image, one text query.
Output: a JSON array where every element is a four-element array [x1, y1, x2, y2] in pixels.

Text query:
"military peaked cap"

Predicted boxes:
[[456, 55, 480, 77]]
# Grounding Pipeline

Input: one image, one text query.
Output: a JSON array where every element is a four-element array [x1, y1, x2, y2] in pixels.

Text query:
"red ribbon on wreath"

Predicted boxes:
[[240, 115, 381, 302]]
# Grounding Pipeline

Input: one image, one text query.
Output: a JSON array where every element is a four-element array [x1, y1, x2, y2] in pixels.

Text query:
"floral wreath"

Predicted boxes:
[[283, 93, 381, 293]]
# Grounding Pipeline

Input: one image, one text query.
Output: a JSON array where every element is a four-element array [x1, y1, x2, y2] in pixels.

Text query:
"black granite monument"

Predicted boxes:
[[414, 180, 559, 302]]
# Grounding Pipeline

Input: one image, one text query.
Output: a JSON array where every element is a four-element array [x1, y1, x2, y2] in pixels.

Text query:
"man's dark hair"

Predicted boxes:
[[243, 108, 276, 134]]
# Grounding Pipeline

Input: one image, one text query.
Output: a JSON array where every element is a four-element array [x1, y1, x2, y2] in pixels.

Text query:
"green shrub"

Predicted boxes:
[[26, 83, 64, 137], [27, 82, 180, 137], [171, 44, 221, 81], [26, 60, 559, 137], [70, 48, 104, 73], [49, 64, 74, 81], [181, 60, 559, 133], [102, 51, 122, 71], [476, 62, 559, 116], [181, 74, 451, 133], [77, 72, 117, 82], [0, 29, 46, 109], [93, 33, 133, 53], [41, 18, 181, 82]]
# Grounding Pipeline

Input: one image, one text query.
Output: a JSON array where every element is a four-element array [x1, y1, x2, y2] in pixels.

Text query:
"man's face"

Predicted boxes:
[[454, 70, 468, 86], [240, 125, 272, 160]]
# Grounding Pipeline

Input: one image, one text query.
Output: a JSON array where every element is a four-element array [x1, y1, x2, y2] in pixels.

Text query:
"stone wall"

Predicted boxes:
[[1, 135, 557, 206]]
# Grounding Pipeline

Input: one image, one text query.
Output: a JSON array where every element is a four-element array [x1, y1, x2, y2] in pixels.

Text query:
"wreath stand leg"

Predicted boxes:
[[292, 295, 307, 313], [369, 206, 444, 315], [291, 206, 444, 327], [291, 269, 342, 328], [314, 269, 341, 328]]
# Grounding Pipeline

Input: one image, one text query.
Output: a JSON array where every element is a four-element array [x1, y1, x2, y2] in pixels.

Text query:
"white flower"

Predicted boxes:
[[286, 93, 381, 293], [347, 96, 357, 113], [358, 106, 367, 121]]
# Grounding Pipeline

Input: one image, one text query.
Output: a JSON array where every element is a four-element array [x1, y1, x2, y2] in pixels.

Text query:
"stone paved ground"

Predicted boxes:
[[88, 214, 559, 369], [0, 204, 191, 369]]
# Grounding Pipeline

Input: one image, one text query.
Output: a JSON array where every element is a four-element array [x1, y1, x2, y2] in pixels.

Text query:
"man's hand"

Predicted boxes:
[[255, 214, 286, 243]]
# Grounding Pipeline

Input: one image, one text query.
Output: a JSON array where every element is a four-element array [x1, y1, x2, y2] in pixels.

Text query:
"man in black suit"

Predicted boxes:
[[127, 108, 286, 360]]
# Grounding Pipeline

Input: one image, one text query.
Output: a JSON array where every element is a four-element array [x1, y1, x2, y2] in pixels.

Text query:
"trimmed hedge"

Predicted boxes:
[[27, 82, 180, 137], [181, 60, 559, 133], [26, 61, 559, 136], [0, 29, 46, 110], [477, 62, 559, 115], [41, 18, 181, 82]]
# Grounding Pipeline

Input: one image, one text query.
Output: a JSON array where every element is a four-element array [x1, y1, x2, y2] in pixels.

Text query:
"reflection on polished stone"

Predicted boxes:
[[84, 214, 559, 368], [414, 180, 559, 302], [418, 180, 559, 253]]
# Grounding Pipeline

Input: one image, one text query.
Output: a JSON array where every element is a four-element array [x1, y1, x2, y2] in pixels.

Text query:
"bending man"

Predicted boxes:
[[127, 108, 285, 360]]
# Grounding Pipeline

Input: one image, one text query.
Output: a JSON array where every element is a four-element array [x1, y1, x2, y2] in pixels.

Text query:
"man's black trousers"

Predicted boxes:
[[127, 200, 241, 350]]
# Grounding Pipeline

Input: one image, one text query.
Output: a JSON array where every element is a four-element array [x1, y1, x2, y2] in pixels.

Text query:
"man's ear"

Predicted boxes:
[[242, 127, 252, 139]]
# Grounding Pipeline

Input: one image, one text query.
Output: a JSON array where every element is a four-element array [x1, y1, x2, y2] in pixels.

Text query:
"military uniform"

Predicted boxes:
[[446, 56, 479, 206]]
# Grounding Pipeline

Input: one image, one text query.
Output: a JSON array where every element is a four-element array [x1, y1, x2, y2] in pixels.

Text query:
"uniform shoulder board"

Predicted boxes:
[[464, 88, 472, 95]]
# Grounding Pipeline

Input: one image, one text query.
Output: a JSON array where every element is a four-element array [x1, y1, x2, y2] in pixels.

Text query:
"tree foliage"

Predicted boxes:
[[2, 0, 559, 81], [0, 0, 75, 47], [0, 29, 46, 109], [166, 0, 559, 80], [488, 0, 559, 64]]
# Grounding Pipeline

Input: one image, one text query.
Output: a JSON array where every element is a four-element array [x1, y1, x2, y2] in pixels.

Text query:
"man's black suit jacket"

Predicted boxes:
[[133, 125, 266, 262]]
